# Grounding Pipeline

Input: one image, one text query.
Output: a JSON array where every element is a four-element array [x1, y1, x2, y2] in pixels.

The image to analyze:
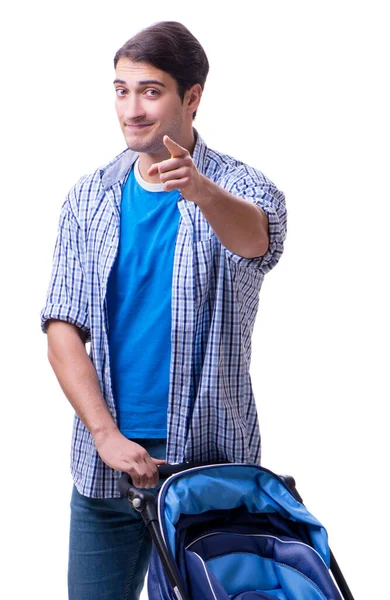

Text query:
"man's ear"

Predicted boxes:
[[185, 83, 202, 115]]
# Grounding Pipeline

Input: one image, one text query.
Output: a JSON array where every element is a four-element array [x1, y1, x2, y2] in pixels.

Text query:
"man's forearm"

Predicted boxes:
[[46, 320, 165, 487], [193, 175, 269, 258], [46, 320, 117, 443], [147, 136, 269, 259]]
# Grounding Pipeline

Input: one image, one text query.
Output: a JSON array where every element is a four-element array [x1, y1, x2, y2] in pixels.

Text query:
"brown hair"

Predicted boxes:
[[114, 21, 209, 119]]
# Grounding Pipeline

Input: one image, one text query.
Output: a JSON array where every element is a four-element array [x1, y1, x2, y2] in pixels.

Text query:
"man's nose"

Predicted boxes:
[[123, 96, 146, 121]]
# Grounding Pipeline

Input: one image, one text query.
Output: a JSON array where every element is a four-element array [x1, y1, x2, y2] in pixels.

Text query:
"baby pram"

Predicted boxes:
[[119, 463, 354, 600]]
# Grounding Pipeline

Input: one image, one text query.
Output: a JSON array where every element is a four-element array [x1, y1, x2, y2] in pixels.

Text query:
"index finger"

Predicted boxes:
[[163, 135, 189, 158]]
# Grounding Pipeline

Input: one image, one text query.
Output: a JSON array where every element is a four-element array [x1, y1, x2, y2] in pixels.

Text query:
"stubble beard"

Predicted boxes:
[[123, 114, 184, 154]]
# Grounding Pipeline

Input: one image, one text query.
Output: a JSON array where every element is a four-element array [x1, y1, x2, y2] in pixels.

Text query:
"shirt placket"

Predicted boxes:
[[166, 198, 197, 464]]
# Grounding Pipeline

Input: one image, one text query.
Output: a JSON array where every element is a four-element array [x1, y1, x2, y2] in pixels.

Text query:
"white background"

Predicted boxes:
[[1, 1, 388, 599]]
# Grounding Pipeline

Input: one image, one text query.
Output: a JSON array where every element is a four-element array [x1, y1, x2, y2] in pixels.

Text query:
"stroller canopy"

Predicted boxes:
[[149, 464, 342, 599], [158, 464, 329, 564]]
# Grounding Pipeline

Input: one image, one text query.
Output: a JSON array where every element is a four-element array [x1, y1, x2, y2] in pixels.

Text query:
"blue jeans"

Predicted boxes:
[[68, 439, 166, 600]]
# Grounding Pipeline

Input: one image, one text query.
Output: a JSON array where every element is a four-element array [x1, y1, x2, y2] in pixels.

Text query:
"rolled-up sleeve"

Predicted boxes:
[[223, 168, 287, 273], [41, 186, 90, 339]]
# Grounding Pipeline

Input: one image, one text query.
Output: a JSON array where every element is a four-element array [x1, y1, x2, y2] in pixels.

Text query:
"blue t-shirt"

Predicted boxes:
[[106, 160, 180, 438]]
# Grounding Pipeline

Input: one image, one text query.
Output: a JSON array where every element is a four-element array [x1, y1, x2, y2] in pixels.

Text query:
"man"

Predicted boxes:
[[42, 21, 287, 600]]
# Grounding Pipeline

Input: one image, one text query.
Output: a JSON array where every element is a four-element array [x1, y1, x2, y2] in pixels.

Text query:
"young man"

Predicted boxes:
[[42, 21, 287, 600]]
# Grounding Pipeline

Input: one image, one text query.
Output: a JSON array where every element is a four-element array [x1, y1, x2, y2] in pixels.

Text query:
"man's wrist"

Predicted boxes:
[[189, 174, 218, 207], [90, 414, 119, 446]]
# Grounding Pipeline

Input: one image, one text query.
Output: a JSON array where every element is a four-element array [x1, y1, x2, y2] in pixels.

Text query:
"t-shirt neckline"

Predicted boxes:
[[133, 158, 165, 193]]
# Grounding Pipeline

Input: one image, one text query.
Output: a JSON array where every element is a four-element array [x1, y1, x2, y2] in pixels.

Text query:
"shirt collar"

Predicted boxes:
[[191, 128, 208, 173], [100, 129, 208, 191]]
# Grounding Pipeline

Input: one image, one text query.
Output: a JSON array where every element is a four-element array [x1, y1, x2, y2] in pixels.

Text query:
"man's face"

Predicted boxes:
[[114, 58, 189, 155]]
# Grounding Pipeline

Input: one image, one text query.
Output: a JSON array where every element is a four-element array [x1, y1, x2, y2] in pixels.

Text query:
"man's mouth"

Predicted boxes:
[[125, 123, 153, 129]]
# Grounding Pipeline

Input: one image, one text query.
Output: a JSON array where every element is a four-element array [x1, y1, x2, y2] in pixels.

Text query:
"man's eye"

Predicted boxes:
[[145, 89, 160, 97], [115, 88, 126, 97]]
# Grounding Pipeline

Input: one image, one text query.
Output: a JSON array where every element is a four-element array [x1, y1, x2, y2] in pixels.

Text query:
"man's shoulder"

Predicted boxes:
[[199, 139, 276, 192], [200, 140, 285, 207], [65, 148, 136, 214], [71, 148, 134, 196]]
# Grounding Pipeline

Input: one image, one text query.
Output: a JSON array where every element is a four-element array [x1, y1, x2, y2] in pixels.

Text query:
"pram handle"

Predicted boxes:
[[118, 472, 158, 503], [119, 465, 303, 497], [158, 460, 227, 479], [120, 463, 301, 495], [119, 460, 229, 496]]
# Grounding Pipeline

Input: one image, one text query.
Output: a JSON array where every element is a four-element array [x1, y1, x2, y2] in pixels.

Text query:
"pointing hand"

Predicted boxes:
[[147, 135, 204, 201]]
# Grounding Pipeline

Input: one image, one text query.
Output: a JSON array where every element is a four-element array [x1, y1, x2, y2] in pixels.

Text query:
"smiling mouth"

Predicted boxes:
[[125, 123, 153, 129]]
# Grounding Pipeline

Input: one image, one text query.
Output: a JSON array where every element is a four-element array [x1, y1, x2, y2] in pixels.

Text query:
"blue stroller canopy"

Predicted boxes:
[[148, 464, 343, 599]]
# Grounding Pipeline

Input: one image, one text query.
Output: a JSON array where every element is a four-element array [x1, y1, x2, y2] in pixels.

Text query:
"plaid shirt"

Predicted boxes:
[[41, 132, 287, 498]]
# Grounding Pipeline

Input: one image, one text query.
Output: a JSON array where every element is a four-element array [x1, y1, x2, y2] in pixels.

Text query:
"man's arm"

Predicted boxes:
[[184, 176, 269, 258], [46, 320, 164, 488], [148, 136, 269, 259]]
